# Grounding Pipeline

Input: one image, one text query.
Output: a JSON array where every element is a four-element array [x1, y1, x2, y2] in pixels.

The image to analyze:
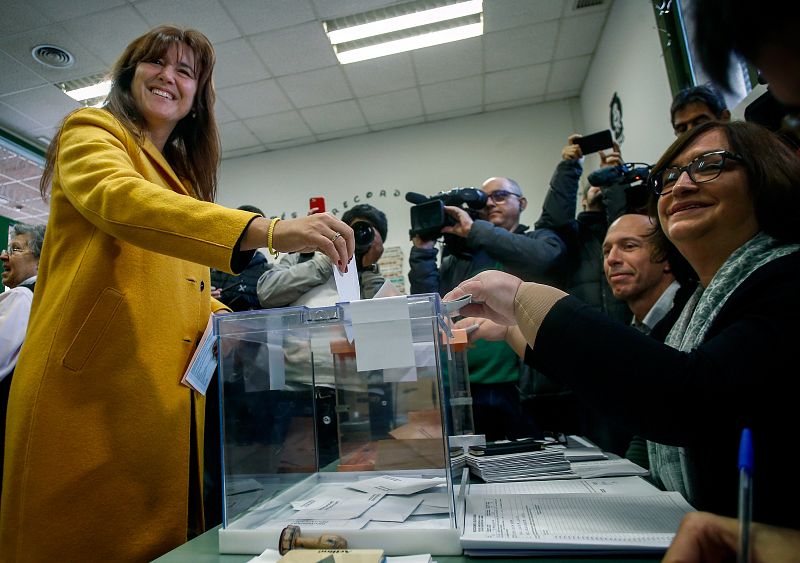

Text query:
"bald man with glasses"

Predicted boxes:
[[408, 176, 566, 440]]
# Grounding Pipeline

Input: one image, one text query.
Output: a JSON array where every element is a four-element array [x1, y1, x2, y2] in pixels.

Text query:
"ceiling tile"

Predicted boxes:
[[219, 120, 262, 150], [218, 79, 293, 119], [484, 0, 565, 32], [0, 23, 107, 83], [61, 5, 151, 67], [484, 20, 558, 72], [213, 38, 270, 89], [412, 37, 482, 86], [250, 22, 338, 76], [485, 63, 550, 104], [554, 12, 607, 60], [360, 88, 423, 125], [0, 53, 48, 96], [369, 115, 425, 131], [214, 99, 237, 124], [222, 145, 267, 159], [316, 125, 370, 141], [134, 0, 241, 43], [562, 0, 610, 18], [425, 106, 482, 122], [265, 136, 317, 151], [300, 100, 366, 134], [311, 0, 400, 19], [1, 85, 81, 128], [247, 111, 313, 144], [547, 55, 592, 94], [0, 2, 55, 36], [0, 102, 47, 139], [545, 89, 580, 102], [221, 0, 316, 36], [343, 53, 415, 97], [421, 76, 482, 115], [486, 96, 545, 112], [278, 66, 352, 108], [30, 0, 127, 22]]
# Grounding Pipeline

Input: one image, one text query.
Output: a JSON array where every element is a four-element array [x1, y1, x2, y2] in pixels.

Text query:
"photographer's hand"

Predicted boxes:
[[441, 205, 473, 238], [599, 141, 623, 167], [562, 134, 583, 160]]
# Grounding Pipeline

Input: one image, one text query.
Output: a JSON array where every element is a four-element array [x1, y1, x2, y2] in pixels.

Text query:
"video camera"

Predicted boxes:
[[405, 187, 487, 252], [588, 162, 652, 213], [587, 162, 651, 187]]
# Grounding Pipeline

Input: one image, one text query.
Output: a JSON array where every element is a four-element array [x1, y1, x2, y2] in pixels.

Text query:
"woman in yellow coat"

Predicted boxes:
[[0, 26, 354, 563]]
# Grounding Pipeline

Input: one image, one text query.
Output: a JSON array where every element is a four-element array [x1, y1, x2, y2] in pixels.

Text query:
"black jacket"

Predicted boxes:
[[526, 251, 800, 528]]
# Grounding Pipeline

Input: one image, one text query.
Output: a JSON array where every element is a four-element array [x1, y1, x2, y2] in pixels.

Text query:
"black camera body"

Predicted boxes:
[[587, 163, 652, 213], [407, 187, 487, 240]]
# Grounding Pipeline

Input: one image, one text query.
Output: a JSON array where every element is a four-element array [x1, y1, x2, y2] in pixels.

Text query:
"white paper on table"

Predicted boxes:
[[333, 255, 360, 303], [180, 315, 216, 395], [571, 458, 649, 478], [347, 475, 445, 495], [386, 556, 433, 563], [282, 517, 370, 530], [247, 547, 281, 563], [470, 476, 659, 496], [362, 494, 423, 522], [292, 492, 384, 520], [461, 492, 693, 550], [349, 296, 415, 372]]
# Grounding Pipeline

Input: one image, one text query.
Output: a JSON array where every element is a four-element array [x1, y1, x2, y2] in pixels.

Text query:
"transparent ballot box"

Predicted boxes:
[[215, 294, 468, 555]]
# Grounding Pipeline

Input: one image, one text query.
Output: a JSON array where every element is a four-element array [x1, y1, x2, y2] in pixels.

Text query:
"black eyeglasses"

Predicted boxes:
[[486, 189, 522, 203], [1, 246, 29, 256], [651, 150, 743, 196]]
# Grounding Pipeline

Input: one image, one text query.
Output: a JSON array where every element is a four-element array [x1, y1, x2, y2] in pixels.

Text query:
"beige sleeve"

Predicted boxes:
[[513, 282, 568, 347]]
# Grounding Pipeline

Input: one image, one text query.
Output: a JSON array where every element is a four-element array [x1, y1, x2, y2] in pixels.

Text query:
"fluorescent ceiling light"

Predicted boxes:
[[325, 0, 483, 64], [336, 22, 483, 64], [327, 0, 482, 44], [63, 80, 112, 102]]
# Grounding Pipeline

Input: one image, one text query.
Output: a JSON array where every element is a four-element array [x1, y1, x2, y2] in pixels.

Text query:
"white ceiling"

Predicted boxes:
[[0, 0, 612, 224]]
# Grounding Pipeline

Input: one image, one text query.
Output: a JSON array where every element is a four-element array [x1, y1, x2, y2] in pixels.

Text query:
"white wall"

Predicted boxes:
[[219, 100, 582, 270], [580, 0, 675, 170]]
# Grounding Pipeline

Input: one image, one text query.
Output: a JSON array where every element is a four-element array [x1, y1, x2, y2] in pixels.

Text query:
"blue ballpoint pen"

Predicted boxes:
[[738, 428, 754, 563]]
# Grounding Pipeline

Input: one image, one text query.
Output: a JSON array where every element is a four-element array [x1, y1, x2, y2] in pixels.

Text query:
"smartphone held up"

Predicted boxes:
[[574, 130, 614, 155]]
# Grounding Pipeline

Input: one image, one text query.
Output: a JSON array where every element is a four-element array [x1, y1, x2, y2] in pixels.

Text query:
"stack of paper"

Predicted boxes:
[[466, 449, 577, 482], [461, 487, 694, 555]]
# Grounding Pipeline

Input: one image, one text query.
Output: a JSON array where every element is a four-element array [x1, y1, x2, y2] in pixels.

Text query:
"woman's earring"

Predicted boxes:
[[191, 111, 197, 119]]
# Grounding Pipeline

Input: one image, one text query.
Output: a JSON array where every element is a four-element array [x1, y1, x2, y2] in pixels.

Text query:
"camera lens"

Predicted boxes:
[[352, 221, 374, 254]]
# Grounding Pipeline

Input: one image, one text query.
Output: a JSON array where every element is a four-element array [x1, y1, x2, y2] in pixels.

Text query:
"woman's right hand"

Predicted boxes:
[[443, 270, 522, 326], [273, 213, 354, 272]]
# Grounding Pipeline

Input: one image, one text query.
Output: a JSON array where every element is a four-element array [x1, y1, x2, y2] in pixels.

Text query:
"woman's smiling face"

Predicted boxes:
[[657, 129, 758, 249], [131, 42, 197, 140]]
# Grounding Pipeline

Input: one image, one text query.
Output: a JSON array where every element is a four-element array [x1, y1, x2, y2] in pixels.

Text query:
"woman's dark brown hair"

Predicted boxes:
[[647, 120, 800, 262], [41, 25, 219, 202]]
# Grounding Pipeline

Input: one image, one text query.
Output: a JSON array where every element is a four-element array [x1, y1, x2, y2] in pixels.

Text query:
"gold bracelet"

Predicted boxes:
[[267, 217, 281, 259]]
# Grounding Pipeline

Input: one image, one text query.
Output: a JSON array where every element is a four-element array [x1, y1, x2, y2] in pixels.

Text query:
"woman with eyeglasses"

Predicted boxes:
[[445, 120, 800, 528], [0, 26, 354, 562]]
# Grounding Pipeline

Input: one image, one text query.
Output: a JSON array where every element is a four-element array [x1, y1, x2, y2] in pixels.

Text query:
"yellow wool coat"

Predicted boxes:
[[0, 108, 258, 562]]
